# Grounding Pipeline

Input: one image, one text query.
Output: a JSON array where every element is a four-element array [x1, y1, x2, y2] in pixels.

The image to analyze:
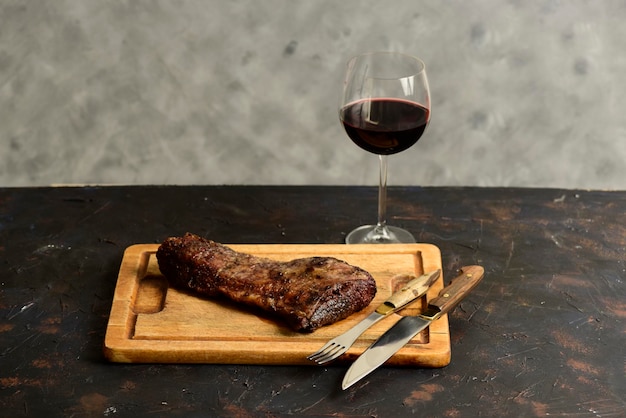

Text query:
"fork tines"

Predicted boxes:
[[307, 342, 347, 365]]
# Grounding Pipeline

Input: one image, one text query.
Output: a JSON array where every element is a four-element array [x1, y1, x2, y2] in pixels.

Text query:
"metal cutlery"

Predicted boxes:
[[342, 265, 484, 389], [307, 269, 440, 365]]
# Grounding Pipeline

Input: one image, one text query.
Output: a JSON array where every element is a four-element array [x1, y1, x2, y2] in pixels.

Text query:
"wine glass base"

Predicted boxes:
[[345, 225, 416, 244]]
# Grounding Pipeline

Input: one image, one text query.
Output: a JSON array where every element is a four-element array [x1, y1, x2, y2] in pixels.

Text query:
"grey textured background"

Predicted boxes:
[[2, 1, 625, 189]]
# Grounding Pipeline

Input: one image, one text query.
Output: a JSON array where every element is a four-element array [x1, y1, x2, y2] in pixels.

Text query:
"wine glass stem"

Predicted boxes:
[[376, 154, 389, 233]]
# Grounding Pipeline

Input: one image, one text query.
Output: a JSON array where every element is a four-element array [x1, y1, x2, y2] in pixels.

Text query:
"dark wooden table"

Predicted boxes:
[[1, 186, 625, 417]]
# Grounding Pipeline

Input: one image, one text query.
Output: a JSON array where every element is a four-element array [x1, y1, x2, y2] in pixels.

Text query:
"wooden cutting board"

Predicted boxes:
[[104, 243, 450, 367]]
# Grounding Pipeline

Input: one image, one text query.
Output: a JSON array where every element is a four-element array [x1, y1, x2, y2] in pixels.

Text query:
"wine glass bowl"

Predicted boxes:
[[340, 52, 430, 244]]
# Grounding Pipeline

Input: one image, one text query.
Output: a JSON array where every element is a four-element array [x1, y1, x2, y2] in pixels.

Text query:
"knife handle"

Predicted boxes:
[[375, 269, 440, 315], [423, 265, 484, 320]]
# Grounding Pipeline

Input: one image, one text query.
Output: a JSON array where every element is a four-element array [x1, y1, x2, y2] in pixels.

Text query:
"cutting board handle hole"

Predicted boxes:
[[133, 275, 168, 314]]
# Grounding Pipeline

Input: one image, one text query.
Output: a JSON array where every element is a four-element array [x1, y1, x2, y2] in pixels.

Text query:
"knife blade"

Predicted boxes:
[[307, 269, 440, 364], [342, 265, 484, 389]]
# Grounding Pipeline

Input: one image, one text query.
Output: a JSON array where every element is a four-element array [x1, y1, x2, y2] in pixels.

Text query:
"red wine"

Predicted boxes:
[[340, 98, 430, 155]]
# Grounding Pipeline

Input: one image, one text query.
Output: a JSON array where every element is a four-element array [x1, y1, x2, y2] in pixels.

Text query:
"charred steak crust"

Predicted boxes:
[[155, 233, 377, 332]]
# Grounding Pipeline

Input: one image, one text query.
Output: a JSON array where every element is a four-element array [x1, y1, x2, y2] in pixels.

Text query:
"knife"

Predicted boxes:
[[342, 265, 484, 389], [307, 269, 441, 365]]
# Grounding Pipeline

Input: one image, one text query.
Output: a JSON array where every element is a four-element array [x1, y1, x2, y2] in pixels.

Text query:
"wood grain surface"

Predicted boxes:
[[4, 186, 625, 417], [104, 243, 450, 366]]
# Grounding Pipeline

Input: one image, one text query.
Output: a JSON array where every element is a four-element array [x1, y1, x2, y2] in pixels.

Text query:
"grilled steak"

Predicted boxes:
[[156, 233, 377, 332]]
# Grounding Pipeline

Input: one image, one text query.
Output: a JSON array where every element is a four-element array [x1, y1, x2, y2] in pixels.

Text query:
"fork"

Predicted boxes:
[[307, 269, 440, 365]]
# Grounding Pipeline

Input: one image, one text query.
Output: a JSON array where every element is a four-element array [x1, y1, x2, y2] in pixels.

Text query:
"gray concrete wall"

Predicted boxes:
[[2, 1, 625, 188]]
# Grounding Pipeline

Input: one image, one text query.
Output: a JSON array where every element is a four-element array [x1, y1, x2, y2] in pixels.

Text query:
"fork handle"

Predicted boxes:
[[375, 269, 440, 315]]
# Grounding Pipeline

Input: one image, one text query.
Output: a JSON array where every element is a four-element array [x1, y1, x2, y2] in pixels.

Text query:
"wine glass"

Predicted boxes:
[[340, 52, 431, 244]]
